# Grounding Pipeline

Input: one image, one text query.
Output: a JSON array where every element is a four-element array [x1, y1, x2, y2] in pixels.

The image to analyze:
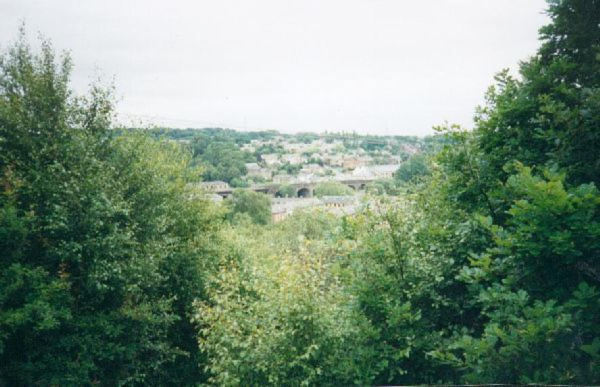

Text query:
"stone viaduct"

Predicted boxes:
[[213, 178, 373, 198]]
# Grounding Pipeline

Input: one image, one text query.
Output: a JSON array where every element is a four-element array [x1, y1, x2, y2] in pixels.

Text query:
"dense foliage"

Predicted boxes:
[[197, 1, 600, 384], [475, 0, 600, 187], [394, 153, 430, 184], [0, 31, 223, 385], [190, 137, 253, 183], [313, 181, 355, 197], [225, 189, 272, 225], [197, 212, 378, 385]]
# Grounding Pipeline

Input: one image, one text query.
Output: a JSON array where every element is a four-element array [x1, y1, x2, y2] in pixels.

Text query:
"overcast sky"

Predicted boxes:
[[2, 0, 549, 135]]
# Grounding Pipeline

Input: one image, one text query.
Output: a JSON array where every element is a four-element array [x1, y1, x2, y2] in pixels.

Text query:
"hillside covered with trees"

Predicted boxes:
[[1, 0, 600, 384]]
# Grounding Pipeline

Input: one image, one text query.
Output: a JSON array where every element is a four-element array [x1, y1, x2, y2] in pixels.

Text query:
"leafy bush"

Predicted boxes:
[[226, 189, 272, 225], [394, 154, 430, 183], [314, 181, 354, 197], [0, 30, 222, 385]]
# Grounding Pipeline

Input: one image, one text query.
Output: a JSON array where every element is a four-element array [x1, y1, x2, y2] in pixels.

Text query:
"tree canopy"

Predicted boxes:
[[394, 153, 430, 184], [226, 189, 272, 225], [313, 181, 355, 197], [0, 30, 222, 385], [191, 136, 253, 183]]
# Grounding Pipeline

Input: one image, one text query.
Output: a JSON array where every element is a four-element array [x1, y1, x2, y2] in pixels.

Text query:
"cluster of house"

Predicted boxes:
[[258, 151, 400, 169], [240, 138, 341, 154], [271, 196, 359, 223], [184, 134, 424, 223], [240, 136, 411, 183], [244, 162, 399, 184], [193, 162, 401, 198]]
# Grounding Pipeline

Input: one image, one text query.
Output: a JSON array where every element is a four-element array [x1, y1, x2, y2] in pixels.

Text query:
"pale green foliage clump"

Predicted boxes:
[[365, 179, 398, 196], [198, 252, 354, 386], [197, 212, 380, 386], [314, 181, 354, 197], [277, 184, 296, 198]]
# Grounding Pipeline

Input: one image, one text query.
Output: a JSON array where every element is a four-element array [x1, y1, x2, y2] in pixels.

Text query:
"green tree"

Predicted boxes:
[[199, 141, 248, 183], [197, 211, 380, 386], [226, 189, 271, 225], [277, 184, 296, 198], [314, 181, 354, 197], [278, 162, 302, 176], [0, 30, 221, 385], [432, 167, 600, 383], [230, 177, 249, 188], [475, 0, 600, 186], [425, 1, 600, 381], [394, 154, 430, 184]]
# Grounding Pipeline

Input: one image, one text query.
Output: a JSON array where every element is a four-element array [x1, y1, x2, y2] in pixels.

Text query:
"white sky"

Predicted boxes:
[[1, 0, 549, 135]]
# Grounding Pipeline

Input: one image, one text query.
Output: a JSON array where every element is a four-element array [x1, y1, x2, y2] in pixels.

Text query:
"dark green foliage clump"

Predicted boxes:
[[394, 153, 430, 184], [226, 189, 272, 225], [191, 136, 252, 183], [475, 0, 600, 186], [0, 30, 221, 385]]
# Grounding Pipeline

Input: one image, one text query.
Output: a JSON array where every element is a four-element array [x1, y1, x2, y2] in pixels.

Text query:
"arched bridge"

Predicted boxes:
[[214, 178, 373, 198]]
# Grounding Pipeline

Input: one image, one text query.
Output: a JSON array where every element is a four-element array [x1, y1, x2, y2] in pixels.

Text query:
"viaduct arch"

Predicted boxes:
[[213, 178, 372, 198]]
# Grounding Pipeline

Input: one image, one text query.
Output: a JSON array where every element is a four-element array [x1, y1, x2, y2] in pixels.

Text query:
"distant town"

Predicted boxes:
[[144, 128, 438, 222]]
